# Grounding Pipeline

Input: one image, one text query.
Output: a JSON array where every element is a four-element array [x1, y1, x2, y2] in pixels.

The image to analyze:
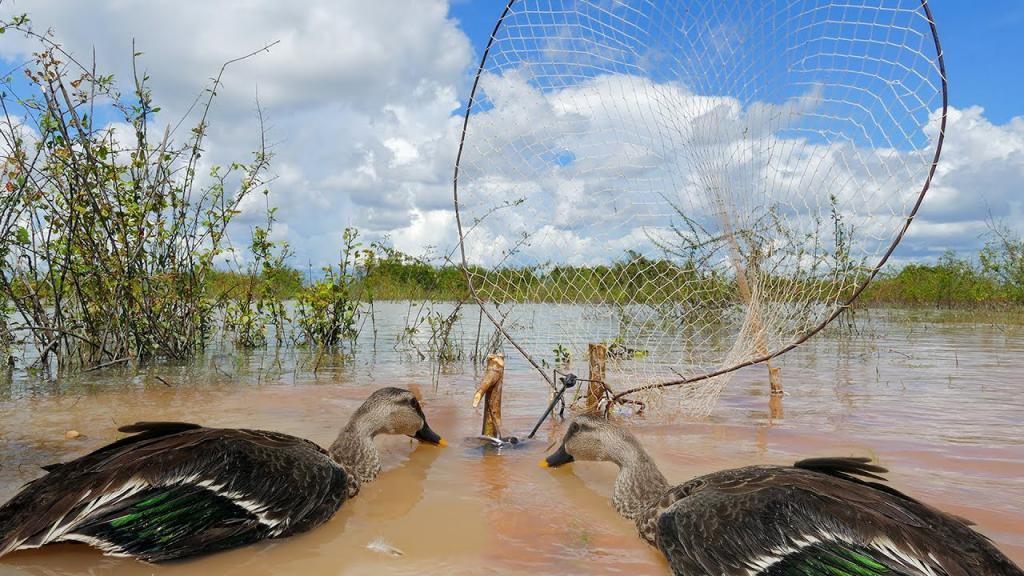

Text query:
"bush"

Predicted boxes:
[[221, 200, 293, 348], [980, 221, 1024, 304], [0, 16, 271, 371], [295, 228, 363, 348], [864, 250, 1001, 307]]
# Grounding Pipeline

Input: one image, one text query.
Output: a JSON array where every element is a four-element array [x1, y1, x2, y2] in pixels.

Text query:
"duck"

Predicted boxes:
[[541, 415, 1023, 576], [0, 386, 444, 563]]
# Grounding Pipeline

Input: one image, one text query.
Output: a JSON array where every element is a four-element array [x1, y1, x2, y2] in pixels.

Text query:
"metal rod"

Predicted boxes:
[[527, 373, 581, 439]]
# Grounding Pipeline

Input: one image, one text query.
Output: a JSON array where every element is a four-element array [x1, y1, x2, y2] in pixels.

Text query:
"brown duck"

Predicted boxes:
[[0, 387, 444, 563], [541, 415, 1022, 576]]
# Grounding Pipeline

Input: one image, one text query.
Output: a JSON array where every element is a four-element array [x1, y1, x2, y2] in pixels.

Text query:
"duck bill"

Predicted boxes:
[[540, 444, 574, 468], [413, 422, 446, 446]]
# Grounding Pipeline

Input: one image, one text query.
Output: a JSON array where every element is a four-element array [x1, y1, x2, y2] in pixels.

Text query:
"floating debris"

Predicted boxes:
[[479, 435, 519, 448], [366, 537, 404, 557], [462, 435, 523, 451], [64, 430, 83, 440], [608, 342, 648, 360]]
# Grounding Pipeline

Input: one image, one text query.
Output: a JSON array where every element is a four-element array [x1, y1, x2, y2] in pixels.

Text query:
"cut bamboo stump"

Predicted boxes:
[[769, 394, 784, 420], [714, 193, 784, 398], [472, 354, 505, 438], [769, 365, 783, 396], [587, 343, 607, 411]]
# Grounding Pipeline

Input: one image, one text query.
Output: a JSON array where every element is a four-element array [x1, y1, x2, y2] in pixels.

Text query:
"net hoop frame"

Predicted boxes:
[[452, 0, 948, 402]]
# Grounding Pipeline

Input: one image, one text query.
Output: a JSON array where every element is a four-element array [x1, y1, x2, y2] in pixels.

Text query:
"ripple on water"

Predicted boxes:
[[0, 307, 1022, 573]]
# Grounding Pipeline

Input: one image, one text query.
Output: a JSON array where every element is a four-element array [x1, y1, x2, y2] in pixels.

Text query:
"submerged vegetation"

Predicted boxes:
[[864, 232, 1024, 307], [207, 220, 1024, 311], [294, 227, 364, 349], [219, 200, 293, 349]]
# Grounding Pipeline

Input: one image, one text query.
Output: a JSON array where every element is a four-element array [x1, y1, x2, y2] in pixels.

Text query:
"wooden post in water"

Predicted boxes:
[[768, 364, 783, 396], [712, 188, 783, 397], [768, 393, 784, 420], [587, 343, 607, 411], [472, 354, 505, 438]]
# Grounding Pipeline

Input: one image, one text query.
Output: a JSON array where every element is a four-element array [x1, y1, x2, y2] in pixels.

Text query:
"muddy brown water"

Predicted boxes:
[[0, 306, 1022, 574]]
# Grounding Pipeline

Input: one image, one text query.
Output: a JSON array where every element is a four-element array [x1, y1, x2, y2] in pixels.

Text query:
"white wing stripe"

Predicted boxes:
[[196, 480, 286, 535], [741, 530, 943, 576]]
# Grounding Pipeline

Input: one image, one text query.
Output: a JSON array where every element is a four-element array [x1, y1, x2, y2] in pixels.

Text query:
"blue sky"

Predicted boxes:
[[929, 0, 1024, 124], [450, 1, 1024, 266], [1, 1, 1022, 270], [448, 1, 1024, 123]]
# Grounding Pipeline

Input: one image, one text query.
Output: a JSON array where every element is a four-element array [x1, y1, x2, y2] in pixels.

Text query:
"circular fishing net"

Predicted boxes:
[[454, 0, 947, 415]]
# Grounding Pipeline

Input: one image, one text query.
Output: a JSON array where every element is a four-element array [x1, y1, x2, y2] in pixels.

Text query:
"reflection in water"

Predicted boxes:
[[1, 306, 1022, 574], [768, 395, 784, 421]]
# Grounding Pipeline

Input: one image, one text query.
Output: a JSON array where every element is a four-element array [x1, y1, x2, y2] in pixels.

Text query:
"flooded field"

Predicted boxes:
[[1, 304, 1022, 574]]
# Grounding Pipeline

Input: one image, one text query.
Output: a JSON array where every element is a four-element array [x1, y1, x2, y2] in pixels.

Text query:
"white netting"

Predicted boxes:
[[454, 0, 946, 415]]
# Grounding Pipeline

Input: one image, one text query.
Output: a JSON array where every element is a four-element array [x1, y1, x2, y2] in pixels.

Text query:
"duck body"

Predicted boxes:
[[0, 422, 349, 562], [543, 416, 1023, 576], [644, 458, 1022, 576], [0, 387, 443, 563]]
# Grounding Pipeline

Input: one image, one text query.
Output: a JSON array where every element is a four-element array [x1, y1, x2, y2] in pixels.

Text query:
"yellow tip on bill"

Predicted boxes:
[[538, 459, 549, 468], [438, 438, 448, 447]]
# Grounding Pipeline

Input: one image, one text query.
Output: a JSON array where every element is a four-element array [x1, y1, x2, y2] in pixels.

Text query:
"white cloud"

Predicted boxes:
[[0, 116, 36, 159], [903, 106, 1024, 257], [0, 0, 472, 267], [455, 70, 937, 277], [456, 66, 1024, 272], [390, 208, 457, 259], [0, 3, 1021, 274]]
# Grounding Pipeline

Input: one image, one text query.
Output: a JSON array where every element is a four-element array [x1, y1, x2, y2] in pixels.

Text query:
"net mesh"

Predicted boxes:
[[454, 0, 946, 415]]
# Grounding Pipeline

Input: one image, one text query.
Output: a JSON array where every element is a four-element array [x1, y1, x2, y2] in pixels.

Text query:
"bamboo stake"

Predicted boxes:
[[713, 188, 783, 396], [769, 394, 784, 420], [472, 353, 505, 438], [587, 343, 607, 410]]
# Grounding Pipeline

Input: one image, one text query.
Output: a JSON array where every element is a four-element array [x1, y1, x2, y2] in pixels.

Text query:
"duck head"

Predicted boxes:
[[352, 387, 446, 446], [540, 414, 669, 521], [540, 414, 632, 467]]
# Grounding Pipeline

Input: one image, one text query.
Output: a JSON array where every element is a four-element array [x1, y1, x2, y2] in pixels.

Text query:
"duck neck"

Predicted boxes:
[[329, 413, 384, 495], [611, 441, 669, 521]]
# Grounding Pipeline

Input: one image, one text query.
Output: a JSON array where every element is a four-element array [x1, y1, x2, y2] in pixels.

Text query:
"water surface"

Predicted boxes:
[[1, 305, 1021, 574]]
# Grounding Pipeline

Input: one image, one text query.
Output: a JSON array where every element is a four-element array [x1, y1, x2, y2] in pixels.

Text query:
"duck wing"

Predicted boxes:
[[652, 458, 1022, 576], [0, 422, 349, 562]]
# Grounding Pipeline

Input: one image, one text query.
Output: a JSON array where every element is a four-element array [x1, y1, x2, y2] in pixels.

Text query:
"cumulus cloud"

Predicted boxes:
[[0, 0, 472, 267], [457, 65, 1023, 274], [455, 69, 939, 277], [0, 2, 1020, 273], [901, 106, 1024, 259]]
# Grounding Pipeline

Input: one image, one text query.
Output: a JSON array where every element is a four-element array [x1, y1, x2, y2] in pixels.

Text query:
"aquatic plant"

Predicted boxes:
[[393, 298, 464, 368], [426, 305, 463, 364], [180, 237, 1024, 314], [295, 228, 363, 348], [221, 193, 293, 349], [552, 343, 571, 365], [863, 250, 1002, 307], [0, 295, 11, 367]]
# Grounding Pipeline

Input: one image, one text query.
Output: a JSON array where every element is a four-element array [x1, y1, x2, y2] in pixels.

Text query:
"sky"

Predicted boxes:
[[1, 0, 1022, 272]]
